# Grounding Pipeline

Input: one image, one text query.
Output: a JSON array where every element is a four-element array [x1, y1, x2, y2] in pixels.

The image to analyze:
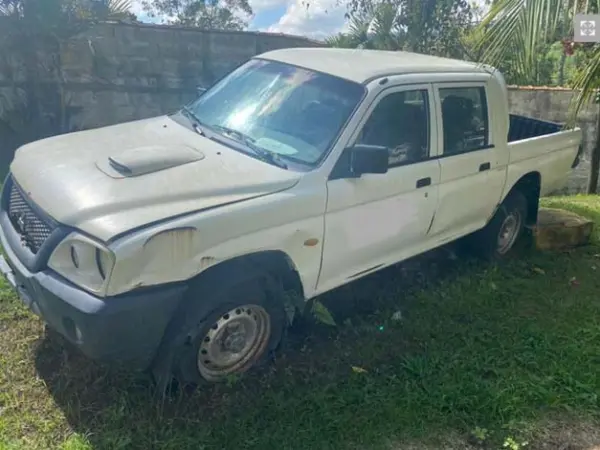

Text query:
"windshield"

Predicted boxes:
[[186, 59, 365, 166]]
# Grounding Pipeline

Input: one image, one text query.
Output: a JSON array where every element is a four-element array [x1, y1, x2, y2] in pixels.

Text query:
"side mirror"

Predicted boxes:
[[349, 144, 389, 177], [197, 86, 207, 96]]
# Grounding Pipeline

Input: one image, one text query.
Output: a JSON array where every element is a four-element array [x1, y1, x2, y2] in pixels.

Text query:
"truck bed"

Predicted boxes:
[[508, 114, 563, 142], [506, 114, 582, 197]]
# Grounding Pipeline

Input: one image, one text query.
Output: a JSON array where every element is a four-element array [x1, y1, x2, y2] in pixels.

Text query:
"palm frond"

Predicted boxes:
[[346, 11, 373, 48], [0, 0, 21, 16], [107, 0, 133, 14], [570, 44, 600, 119], [370, 3, 402, 50], [326, 33, 358, 48], [476, 0, 566, 82], [105, 0, 133, 19]]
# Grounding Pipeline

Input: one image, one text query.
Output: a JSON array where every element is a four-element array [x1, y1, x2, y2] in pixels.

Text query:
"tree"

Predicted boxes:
[[326, 0, 474, 59], [141, 0, 252, 30], [475, 0, 600, 114], [475, 0, 600, 193], [0, 0, 132, 22], [326, 3, 403, 50]]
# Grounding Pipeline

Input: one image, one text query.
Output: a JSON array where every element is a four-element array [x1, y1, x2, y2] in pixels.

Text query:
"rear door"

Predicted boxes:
[[427, 83, 508, 240]]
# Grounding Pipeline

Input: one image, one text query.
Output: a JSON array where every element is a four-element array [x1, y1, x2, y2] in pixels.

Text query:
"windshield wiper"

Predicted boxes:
[[181, 106, 206, 136], [211, 125, 288, 169]]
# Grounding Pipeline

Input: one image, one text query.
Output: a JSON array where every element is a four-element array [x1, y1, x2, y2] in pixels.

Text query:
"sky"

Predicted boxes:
[[130, 0, 350, 40], [130, 0, 488, 41]]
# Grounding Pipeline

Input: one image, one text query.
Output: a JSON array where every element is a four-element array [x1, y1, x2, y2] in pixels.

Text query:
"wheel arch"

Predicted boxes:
[[189, 249, 306, 308], [150, 249, 307, 386], [500, 171, 541, 226]]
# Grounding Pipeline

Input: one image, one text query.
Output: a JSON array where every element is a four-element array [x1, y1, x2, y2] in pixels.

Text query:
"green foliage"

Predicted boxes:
[[141, 0, 252, 30], [327, 0, 474, 58], [470, 426, 489, 445], [326, 4, 402, 50], [503, 436, 529, 450], [475, 0, 600, 116], [0, 0, 133, 26], [311, 300, 337, 326], [3, 195, 600, 448]]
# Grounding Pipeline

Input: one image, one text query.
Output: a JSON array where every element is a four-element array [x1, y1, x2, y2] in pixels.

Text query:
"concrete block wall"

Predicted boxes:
[[57, 23, 323, 130], [0, 22, 324, 133]]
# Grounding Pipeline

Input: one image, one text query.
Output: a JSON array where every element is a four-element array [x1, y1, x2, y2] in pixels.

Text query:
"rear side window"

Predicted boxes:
[[439, 87, 489, 155]]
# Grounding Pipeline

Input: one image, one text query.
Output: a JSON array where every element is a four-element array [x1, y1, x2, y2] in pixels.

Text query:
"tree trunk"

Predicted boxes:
[[558, 51, 566, 86], [587, 104, 600, 194]]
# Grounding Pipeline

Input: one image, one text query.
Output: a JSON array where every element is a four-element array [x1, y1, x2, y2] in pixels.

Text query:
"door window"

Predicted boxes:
[[439, 87, 489, 155], [357, 89, 430, 167]]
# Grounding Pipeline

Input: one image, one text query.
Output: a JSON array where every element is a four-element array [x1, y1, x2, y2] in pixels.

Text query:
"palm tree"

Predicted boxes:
[[475, 0, 600, 116], [105, 0, 133, 15], [326, 0, 476, 58], [326, 4, 404, 50], [476, 0, 600, 193], [0, 0, 133, 20]]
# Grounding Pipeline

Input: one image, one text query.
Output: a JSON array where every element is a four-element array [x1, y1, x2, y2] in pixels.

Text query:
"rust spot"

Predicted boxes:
[[303, 238, 319, 247], [200, 256, 218, 269], [143, 226, 196, 247]]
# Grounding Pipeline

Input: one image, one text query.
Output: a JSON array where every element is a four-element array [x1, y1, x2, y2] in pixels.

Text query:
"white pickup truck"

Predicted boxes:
[[0, 48, 582, 386]]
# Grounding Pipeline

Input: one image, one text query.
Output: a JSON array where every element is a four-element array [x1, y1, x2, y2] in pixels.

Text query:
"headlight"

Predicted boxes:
[[48, 233, 115, 295]]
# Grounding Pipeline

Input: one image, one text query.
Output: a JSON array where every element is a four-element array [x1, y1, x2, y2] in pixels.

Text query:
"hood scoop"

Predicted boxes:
[[96, 145, 205, 178]]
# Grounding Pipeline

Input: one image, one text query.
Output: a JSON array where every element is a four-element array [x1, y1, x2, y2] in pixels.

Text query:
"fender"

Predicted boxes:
[[105, 185, 328, 299]]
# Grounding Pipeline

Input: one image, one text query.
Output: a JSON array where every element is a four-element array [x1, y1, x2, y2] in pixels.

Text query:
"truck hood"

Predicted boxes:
[[10, 116, 301, 241]]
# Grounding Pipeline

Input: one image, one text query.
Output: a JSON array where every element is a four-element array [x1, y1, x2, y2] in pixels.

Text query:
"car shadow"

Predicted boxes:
[[33, 241, 549, 450]]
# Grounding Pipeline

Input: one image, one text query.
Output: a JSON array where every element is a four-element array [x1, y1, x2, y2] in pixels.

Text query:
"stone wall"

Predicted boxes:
[[53, 23, 323, 130], [507, 87, 598, 194], [0, 22, 323, 135]]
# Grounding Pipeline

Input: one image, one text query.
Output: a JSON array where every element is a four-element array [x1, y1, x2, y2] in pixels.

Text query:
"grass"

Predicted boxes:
[[2, 196, 600, 449]]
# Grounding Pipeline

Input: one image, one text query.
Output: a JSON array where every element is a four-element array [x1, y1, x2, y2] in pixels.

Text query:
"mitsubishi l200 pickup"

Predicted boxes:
[[0, 48, 583, 386]]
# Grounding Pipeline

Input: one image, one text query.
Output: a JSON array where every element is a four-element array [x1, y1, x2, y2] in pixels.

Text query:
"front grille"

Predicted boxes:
[[7, 182, 54, 254]]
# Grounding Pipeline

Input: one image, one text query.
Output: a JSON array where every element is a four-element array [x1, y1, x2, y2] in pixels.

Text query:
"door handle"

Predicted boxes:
[[416, 177, 431, 188], [479, 162, 491, 172]]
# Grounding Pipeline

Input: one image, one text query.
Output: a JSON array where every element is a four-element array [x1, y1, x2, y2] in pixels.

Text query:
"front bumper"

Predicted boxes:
[[0, 220, 187, 370]]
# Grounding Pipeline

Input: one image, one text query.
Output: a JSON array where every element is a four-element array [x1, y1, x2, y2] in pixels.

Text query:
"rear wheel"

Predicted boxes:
[[152, 263, 286, 388], [467, 191, 528, 260]]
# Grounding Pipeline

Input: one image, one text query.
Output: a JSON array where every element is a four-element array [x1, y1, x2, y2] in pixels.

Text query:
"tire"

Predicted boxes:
[[467, 191, 528, 260], [152, 262, 286, 387]]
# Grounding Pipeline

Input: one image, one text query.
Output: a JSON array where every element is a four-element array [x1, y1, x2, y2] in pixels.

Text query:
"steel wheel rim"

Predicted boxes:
[[497, 211, 522, 255], [197, 304, 271, 381]]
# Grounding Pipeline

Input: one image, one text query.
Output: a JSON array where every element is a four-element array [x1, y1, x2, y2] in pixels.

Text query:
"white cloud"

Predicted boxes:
[[132, 0, 271, 24], [130, 0, 145, 17], [130, 0, 166, 23], [249, 0, 288, 12], [267, 0, 346, 39], [130, 0, 347, 38]]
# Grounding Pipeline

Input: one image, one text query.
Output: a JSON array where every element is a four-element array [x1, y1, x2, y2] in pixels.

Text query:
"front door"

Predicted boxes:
[[317, 85, 441, 294]]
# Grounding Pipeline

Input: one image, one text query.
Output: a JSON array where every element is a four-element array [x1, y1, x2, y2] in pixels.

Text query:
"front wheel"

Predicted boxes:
[[195, 302, 273, 382], [153, 263, 286, 387], [468, 191, 528, 260]]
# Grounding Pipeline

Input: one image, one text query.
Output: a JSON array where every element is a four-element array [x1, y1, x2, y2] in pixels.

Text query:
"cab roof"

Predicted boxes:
[[258, 47, 492, 85]]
